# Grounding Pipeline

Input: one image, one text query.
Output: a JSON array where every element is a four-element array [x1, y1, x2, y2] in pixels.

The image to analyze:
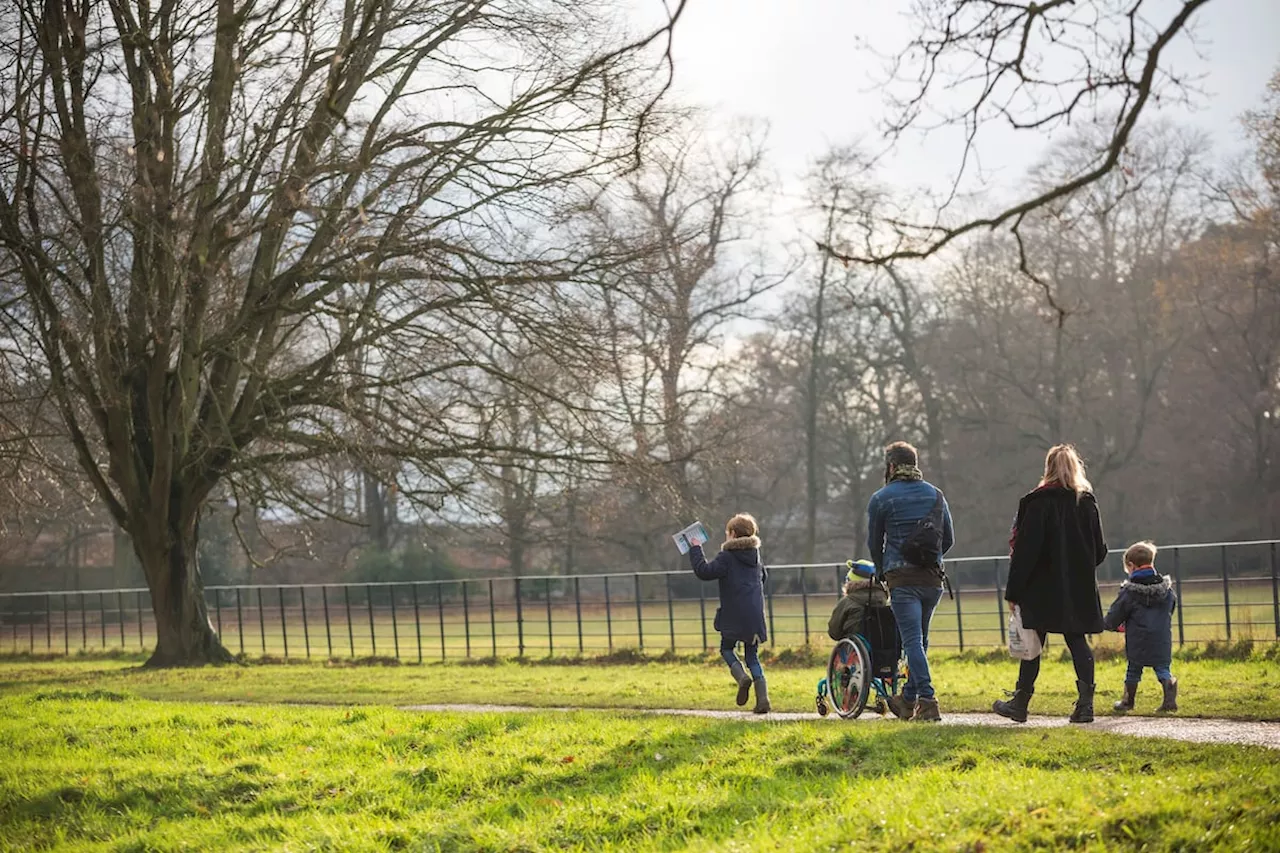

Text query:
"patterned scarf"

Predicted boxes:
[[888, 463, 923, 483]]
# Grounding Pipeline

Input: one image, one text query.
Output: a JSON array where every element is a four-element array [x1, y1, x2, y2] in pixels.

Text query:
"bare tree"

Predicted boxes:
[[0, 0, 685, 664], [821, 0, 1218, 267]]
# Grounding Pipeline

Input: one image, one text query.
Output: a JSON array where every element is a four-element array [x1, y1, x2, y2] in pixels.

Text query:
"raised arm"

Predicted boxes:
[[688, 544, 727, 581]]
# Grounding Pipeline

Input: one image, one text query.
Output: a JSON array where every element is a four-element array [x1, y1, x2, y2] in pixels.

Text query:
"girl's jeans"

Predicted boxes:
[[890, 585, 943, 701], [720, 637, 764, 680], [1125, 661, 1173, 685]]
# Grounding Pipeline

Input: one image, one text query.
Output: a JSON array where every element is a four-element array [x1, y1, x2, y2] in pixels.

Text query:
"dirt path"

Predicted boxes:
[[399, 703, 1280, 750]]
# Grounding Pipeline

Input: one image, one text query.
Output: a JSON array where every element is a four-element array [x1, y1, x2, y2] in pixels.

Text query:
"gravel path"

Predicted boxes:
[[399, 703, 1280, 750]]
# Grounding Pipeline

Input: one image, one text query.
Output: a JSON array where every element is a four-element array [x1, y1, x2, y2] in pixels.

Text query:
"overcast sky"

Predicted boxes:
[[656, 0, 1280, 219]]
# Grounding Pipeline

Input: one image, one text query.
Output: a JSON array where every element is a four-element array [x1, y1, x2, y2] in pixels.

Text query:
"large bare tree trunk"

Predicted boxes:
[[136, 516, 233, 667]]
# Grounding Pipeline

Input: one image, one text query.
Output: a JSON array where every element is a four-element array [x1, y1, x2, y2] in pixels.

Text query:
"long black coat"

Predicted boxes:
[[1004, 485, 1108, 634], [690, 537, 767, 644], [1103, 573, 1177, 666]]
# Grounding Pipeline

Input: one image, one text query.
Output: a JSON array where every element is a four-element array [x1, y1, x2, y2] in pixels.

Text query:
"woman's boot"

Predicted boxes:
[[729, 662, 752, 707], [752, 677, 771, 714], [1069, 681, 1095, 723], [1157, 677, 1178, 713], [992, 688, 1033, 723]]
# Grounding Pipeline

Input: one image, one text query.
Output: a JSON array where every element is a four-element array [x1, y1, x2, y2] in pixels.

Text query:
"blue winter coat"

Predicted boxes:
[[689, 536, 768, 644], [1103, 571, 1177, 667]]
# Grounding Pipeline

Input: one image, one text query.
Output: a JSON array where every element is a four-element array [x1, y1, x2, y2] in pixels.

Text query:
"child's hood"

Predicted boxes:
[[1122, 574, 1173, 604]]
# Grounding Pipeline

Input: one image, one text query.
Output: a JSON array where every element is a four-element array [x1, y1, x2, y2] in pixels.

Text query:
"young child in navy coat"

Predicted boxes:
[[1103, 541, 1178, 713], [688, 513, 770, 713]]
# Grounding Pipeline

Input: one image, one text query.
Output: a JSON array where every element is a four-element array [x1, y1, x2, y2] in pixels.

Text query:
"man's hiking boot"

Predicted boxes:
[[1069, 681, 1095, 723], [992, 688, 1032, 723], [910, 697, 941, 722], [886, 693, 913, 720], [752, 678, 771, 714], [1157, 677, 1178, 713], [1113, 683, 1137, 714], [729, 662, 752, 707]]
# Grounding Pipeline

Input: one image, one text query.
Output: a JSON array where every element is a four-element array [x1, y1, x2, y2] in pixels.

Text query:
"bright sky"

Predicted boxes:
[[658, 0, 1280, 223]]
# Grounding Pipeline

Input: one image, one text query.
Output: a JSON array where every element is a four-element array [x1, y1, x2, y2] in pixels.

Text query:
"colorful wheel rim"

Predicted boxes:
[[826, 638, 870, 719]]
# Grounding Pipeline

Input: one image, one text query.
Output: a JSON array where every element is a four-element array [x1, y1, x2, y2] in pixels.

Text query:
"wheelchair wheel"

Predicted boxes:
[[827, 638, 871, 719]]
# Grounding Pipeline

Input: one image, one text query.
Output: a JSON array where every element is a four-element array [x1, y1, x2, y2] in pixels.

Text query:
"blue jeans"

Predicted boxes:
[[890, 586, 943, 701], [720, 637, 764, 681], [1126, 660, 1173, 685]]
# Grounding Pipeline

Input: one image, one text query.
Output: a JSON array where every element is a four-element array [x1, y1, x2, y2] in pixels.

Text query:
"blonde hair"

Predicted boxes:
[[1124, 540, 1158, 568], [726, 513, 758, 539], [1040, 444, 1092, 496]]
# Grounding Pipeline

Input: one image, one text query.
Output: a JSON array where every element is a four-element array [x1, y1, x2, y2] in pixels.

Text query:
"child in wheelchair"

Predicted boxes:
[[816, 559, 910, 719]]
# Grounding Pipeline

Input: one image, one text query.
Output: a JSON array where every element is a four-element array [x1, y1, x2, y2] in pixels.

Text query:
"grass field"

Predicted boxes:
[[3, 640, 1278, 720], [2, 677, 1278, 852], [3, 576, 1277, 660]]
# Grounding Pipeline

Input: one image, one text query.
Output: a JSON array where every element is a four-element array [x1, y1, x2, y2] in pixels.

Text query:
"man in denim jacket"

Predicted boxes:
[[867, 441, 955, 721]]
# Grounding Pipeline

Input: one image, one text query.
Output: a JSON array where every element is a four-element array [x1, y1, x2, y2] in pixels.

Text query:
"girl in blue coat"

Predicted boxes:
[[689, 513, 770, 713]]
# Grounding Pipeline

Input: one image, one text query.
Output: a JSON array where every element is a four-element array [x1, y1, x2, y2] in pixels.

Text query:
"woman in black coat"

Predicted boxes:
[[993, 444, 1108, 724]]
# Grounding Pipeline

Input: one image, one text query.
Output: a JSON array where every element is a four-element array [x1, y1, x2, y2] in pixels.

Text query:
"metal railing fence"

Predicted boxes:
[[1, 540, 1276, 659]]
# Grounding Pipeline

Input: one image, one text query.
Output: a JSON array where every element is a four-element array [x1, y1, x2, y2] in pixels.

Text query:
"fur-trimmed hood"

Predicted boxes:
[[722, 535, 761, 551], [1122, 574, 1174, 604]]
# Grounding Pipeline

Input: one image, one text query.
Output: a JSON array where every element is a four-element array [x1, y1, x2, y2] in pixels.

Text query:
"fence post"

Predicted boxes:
[[257, 589, 266, 655], [766, 573, 776, 647], [29, 597, 36, 652], [1221, 545, 1231, 641], [80, 592, 87, 650], [390, 585, 401, 661], [322, 587, 333, 659], [366, 584, 377, 657], [994, 560, 1006, 646], [213, 589, 222, 638], [64, 594, 71, 655], [574, 577, 583, 655], [1172, 548, 1185, 647], [278, 587, 289, 659], [515, 578, 525, 657], [45, 594, 52, 651], [99, 593, 107, 648], [801, 566, 810, 646], [463, 581, 472, 659], [437, 584, 446, 661], [666, 574, 676, 652], [344, 586, 355, 658], [954, 583, 965, 652], [634, 574, 643, 651], [235, 588, 244, 655], [412, 583, 423, 664], [1271, 542, 1278, 641], [698, 581, 707, 651], [488, 579, 497, 658], [545, 578, 553, 656], [300, 588, 311, 659], [604, 576, 613, 651], [117, 591, 125, 648]]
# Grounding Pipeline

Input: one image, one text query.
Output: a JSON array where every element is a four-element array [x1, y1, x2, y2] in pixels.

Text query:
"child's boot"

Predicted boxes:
[[1113, 683, 1137, 714], [1069, 681, 1095, 723], [728, 662, 752, 707], [751, 677, 771, 714], [992, 688, 1032, 723], [1157, 677, 1178, 713]]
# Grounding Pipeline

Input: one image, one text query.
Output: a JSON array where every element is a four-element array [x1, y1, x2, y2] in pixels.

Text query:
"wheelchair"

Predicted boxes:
[[815, 561, 908, 719]]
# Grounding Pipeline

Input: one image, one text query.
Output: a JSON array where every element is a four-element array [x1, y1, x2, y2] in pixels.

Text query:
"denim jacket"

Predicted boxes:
[[866, 479, 954, 575]]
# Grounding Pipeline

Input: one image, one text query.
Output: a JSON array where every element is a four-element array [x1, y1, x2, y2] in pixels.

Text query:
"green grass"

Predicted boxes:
[[3, 641, 1279, 720], [1, 685, 1278, 852]]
